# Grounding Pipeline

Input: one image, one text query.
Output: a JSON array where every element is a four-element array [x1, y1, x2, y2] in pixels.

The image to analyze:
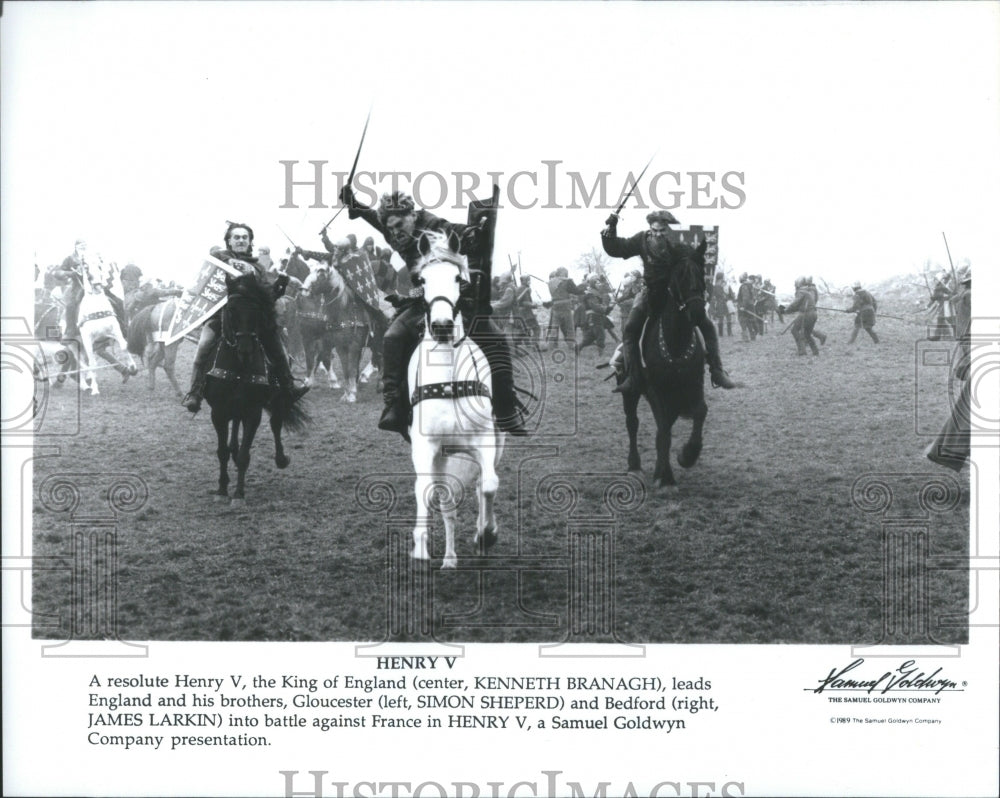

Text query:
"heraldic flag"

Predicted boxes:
[[164, 255, 241, 346], [334, 251, 388, 329]]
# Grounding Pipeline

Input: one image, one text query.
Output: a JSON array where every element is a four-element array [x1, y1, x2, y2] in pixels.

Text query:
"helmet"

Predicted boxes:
[[805, 275, 814, 285], [715, 272, 725, 282], [739, 272, 748, 282], [794, 277, 805, 289], [852, 281, 862, 291]]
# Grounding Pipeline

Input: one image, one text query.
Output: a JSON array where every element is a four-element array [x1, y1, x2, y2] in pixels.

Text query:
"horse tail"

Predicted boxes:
[[271, 393, 311, 433], [126, 306, 154, 358]]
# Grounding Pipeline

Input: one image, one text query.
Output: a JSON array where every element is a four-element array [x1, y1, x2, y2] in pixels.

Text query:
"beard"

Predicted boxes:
[[648, 235, 671, 260]]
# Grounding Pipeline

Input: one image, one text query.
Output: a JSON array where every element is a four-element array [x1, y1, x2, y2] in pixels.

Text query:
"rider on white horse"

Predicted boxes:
[[340, 186, 528, 439]]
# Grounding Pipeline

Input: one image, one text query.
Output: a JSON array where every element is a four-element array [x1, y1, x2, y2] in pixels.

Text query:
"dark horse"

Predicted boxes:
[[203, 274, 308, 503], [620, 241, 708, 488]]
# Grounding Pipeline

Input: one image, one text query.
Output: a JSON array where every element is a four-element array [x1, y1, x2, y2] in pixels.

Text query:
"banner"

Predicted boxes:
[[667, 224, 720, 287], [164, 255, 241, 345]]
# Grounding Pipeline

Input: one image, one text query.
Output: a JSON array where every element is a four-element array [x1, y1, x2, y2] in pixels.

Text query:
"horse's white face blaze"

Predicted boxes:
[[420, 260, 462, 343]]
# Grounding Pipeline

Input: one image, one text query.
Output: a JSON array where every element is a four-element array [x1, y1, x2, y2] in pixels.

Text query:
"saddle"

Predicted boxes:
[[206, 336, 274, 387]]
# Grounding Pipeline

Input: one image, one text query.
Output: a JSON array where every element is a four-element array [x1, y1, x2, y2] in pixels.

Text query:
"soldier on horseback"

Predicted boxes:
[[602, 210, 736, 393], [340, 186, 528, 438], [182, 222, 309, 413], [51, 238, 88, 343]]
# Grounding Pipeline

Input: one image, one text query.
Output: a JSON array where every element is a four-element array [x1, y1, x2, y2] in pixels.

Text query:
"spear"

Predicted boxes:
[[816, 305, 909, 322]]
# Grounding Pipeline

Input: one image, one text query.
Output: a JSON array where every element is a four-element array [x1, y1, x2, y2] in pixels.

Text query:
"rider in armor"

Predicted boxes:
[[182, 222, 309, 413], [602, 210, 736, 393], [340, 186, 528, 438]]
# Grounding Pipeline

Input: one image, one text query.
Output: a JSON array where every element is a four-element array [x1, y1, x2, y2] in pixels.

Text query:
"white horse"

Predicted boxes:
[[76, 260, 137, 394], [408, 231, 504, 568]]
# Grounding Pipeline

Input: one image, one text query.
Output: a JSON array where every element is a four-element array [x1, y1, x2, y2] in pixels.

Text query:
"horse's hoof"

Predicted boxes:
[[678, 444, 702, 469], [627, 459, 642, 473], [476, 527, 499, 552], [213, 493, 229, 502], [410, 548, 430, 562], [441, 557, 457, 570], [275, 455, 290, 470]]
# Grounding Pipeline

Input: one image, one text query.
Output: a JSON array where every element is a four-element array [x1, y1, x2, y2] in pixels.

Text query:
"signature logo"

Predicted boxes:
[[813, 658, 961, 695]]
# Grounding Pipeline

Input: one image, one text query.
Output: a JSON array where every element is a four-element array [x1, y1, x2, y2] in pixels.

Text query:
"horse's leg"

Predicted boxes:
[[164, 342, 182, 397], [326, 337, 341, 389], [472, 435, 500, 556], [645, 390, 676, 487], [679, 398, 707, 469], [302, 331, 317, 386], [145, 340, 160, 391], [339, 341, 357, 402], [436, 452, 461, 569], [233, 407, 262, 501], [410, 438, 435, 562], [114, 328, 138, 378], [212, 410, 230, 499], [624, 390, 642, 472], [80, 332, 99, 394], [270, 409, 290, 469]]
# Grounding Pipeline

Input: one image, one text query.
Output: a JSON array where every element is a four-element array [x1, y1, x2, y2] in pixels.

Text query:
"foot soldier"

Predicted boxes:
[[602, 210, 736, 393], [617, 269, 643, 337], [340, 186, 528, 438], [182, 222, 309, 413], [545, 267, 586, 348], [847, 281, 879, 344], [804, 276, 826, 345], [736, 272, 757, 342], [513, 276, 542, 347], [710, 272, 735, 337], [925, 265, 973, 470], [782, 277, 820, 355]]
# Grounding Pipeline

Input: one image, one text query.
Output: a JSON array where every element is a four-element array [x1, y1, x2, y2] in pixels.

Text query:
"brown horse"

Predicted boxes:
[[127, 297, 183, 396]]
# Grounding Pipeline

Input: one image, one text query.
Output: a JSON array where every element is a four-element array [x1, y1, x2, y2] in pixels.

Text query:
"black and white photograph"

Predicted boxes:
[[3, 2, 998, 797]]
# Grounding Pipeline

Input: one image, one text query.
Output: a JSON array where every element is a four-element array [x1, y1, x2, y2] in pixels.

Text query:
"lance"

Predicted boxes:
[[941, 232, 959, 290], [816, 305, 909, 322], [603, 153, 657, 233], [321, 105, 373, 234], [517, 251, 523, 282]]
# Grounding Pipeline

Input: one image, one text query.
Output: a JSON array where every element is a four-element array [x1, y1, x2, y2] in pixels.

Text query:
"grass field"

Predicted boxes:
[[30, 310, 970, 644]]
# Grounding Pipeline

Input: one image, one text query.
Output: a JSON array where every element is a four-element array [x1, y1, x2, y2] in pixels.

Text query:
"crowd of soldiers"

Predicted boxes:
[[487, 265, 639, 357]]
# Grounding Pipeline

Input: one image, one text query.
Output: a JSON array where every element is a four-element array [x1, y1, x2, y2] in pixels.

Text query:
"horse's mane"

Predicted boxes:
[[227, 274, 278, 327]]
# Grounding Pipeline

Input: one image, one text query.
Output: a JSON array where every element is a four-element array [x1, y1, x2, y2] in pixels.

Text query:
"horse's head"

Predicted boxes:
[[224, 273, 274, 369], [415, 230, 468, 343]]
